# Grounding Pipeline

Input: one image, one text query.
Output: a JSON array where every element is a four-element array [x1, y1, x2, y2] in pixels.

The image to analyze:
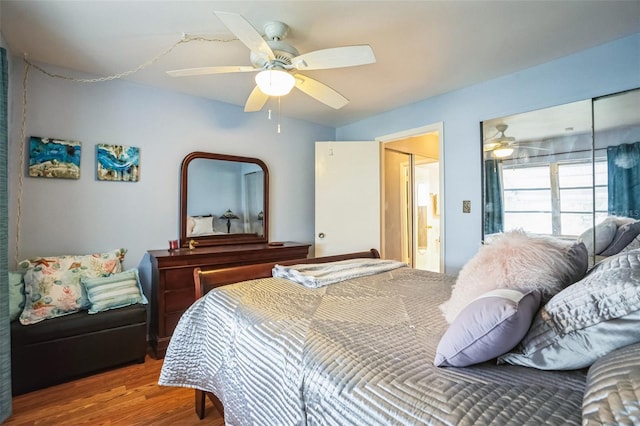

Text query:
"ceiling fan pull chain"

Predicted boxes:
[[277, 97, 282, 134]]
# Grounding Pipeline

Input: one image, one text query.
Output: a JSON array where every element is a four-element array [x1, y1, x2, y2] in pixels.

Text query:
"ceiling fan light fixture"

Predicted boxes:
[[255, 69, 295, 96], [493, 147, 514, 158]]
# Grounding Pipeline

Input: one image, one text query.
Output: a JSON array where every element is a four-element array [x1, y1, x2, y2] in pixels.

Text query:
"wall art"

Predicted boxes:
[[96, 144, 140, 182], [28, 136, 81, 179]]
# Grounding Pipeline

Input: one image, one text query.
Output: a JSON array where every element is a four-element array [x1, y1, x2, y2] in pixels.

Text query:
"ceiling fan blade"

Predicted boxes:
[[292, 45, 376, 70], [214, 11, 275, 61], [167, 66, 257, 77], [294, 74, 349, 109], [244, 86, 270, 112], [483, 142, 501, 152]]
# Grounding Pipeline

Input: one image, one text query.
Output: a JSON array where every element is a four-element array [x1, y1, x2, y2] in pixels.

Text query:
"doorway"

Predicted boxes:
[[379, 124, 443, 272]]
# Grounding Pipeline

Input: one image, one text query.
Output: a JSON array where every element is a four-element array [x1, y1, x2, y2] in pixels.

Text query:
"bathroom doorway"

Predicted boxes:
[[380, 125, 443, 272]]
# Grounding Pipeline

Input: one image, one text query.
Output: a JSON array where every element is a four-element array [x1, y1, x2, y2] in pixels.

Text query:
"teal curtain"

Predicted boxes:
[[0, 47, 12, 421], [607, 141, 640, 219], [484, 159, 504, 235]]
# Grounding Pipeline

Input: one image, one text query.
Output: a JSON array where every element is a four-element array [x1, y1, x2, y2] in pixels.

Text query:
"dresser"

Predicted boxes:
[[148, 241, 310, 358]]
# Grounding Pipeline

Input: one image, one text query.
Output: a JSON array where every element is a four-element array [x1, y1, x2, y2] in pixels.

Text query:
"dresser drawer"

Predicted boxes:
[[164, 268, 194, 290], [164, 289, 194, 313]]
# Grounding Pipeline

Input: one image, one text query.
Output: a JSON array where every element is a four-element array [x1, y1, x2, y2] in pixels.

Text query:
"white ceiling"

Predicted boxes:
[[1, 0, 639, 128]]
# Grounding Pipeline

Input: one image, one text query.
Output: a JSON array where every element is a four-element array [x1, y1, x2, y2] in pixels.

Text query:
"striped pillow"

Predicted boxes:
[[82, 269, 148, 314]]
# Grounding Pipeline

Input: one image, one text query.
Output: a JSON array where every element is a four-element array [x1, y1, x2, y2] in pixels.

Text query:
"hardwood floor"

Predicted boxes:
[[4, 354, 224, 425]]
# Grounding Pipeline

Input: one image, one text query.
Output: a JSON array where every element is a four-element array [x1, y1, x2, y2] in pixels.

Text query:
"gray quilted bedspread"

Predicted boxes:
[[159, 267, 587, 425], [582, 342, 640, 425]]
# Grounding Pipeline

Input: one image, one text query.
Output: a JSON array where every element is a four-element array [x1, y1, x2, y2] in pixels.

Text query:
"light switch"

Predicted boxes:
[[463, 200, 471, 213]]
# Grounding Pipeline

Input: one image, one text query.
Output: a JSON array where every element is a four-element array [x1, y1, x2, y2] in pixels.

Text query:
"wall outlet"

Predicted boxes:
[[463, 200, 471, 213]]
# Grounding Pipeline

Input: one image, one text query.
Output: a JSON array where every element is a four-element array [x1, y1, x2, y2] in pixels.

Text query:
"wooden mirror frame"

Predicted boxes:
[[179, 152, 269, 248]]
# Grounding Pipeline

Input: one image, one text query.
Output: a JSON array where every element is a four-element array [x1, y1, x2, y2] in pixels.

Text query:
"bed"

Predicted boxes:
[[156, 245, 640, 425]]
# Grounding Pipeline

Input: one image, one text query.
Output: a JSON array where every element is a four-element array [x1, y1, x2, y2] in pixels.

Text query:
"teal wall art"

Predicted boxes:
[[28, 136, 81, 179], [96, 144, 140, 182]]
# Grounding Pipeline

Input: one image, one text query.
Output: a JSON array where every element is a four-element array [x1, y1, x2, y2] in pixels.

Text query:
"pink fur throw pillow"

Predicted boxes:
[[440, 230, 588, 323]]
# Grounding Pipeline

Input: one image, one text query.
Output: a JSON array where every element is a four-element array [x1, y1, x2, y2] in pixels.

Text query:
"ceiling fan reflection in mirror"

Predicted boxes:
[[484, 124, 516, 158], [167, 11, 377, 112], [483, 124, 548, 159]]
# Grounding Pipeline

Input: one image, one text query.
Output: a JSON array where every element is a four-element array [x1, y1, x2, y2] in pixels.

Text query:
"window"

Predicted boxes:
[[502, 159, 608, 237]]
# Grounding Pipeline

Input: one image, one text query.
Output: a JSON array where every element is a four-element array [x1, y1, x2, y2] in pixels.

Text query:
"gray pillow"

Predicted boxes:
[[621, 234, 640, 253], [434, 289, 540, 367], [600, 220, 640, 256], [578, 219, 617, 255], [498, 249, 640, 370]]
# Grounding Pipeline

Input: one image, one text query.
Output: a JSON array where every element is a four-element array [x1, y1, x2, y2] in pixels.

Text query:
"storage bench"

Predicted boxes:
[[11, 303, 147, 395]]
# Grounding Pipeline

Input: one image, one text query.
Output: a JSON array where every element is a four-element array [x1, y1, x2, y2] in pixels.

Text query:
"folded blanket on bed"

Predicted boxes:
[[272, 258, 407, 288]]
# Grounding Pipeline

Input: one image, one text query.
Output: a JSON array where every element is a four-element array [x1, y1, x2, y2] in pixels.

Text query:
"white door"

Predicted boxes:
[[315, 141, 380, 257]]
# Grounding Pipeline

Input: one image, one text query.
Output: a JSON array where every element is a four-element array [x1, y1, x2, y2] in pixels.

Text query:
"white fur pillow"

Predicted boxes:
[[440, 230, 588, 323]]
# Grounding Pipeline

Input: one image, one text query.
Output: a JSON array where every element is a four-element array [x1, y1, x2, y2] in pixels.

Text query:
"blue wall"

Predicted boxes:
[[7, 61, 334, 270], [6, 34, 639, 275], [337, 33, 640, 272]]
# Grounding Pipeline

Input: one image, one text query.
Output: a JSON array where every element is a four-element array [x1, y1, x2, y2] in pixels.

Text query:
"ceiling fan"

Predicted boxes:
[[167, 11, 377, 112], [483, 124, 517, 157], [484, 123, 550, 158]]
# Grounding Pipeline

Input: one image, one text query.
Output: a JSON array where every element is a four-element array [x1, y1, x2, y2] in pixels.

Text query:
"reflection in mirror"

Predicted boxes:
[[594, 89, 640, 220], [483, 100, 596, 237], [180, 152, 268, 248], [482, 88, 640, 261]]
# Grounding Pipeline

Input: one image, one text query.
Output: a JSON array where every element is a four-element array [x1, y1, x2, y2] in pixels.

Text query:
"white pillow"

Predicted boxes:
[[190, 216, 214, 236], [440, 229, 588, 323]]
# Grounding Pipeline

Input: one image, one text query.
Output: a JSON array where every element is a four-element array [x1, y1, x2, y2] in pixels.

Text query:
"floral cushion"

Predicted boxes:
[[18, 249, 127, 325]]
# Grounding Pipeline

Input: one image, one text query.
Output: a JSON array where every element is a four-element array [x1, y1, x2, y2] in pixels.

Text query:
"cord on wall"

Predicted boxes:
[[24, 34, 235, 83], [14, 34, 235, 264], [14, 60, 30, 266]]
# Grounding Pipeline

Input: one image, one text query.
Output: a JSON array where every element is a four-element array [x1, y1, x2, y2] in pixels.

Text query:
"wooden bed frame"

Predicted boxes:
[[191, 248, 381, 420]]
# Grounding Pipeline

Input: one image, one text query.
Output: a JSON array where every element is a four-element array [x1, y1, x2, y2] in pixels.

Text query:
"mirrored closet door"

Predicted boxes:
[[482, 88, 640, 262]]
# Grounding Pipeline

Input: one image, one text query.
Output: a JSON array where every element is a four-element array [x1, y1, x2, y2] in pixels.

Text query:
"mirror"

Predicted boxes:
[[482, 88, 640, 260], [180, 152, 269, 248]]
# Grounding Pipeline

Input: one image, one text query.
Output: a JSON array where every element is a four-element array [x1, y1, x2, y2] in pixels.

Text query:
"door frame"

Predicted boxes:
[[376, 122, 445, 272]]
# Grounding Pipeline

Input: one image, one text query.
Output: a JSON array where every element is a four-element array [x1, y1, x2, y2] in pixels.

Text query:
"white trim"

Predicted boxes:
[[375, 123, 442, 143]]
